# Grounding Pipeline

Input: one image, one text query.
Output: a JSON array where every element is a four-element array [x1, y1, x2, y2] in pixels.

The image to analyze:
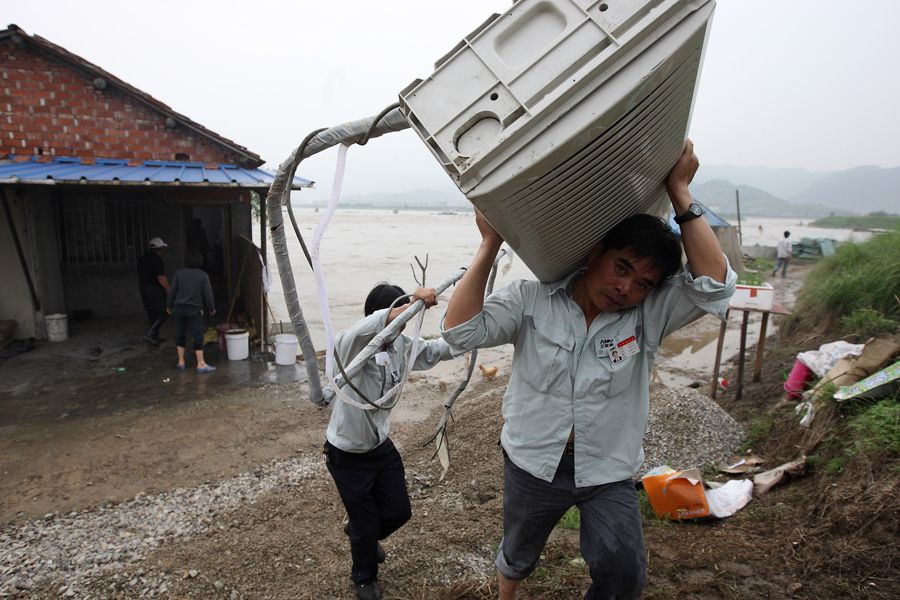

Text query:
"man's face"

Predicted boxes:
[[579, 246, 664, 313]]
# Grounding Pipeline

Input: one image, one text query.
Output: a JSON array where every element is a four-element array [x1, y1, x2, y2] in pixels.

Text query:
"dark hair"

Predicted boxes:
[[783, 231, 790, 238], [602, 214, 682, 280], [364, 283, 406, 316], [185, 251, 204, 269]]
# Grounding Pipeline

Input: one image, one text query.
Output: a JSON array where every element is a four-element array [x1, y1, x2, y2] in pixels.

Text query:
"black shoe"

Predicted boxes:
[[343, 522, 385, 563], [143, 334, 160, 347], [356, 582, 381, 600]]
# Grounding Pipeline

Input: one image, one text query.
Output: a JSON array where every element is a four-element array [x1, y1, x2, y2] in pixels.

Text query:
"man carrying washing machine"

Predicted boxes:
[[442, 141, 735, 599]]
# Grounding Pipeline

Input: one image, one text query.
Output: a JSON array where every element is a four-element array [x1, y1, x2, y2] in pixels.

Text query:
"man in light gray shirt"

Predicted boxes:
[[442, 141, 736, 599], [325, 284, 459, 600]]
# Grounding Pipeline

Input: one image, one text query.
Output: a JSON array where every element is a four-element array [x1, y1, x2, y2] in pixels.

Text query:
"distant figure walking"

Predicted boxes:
[[773, 231, 792, 278], [137, 237, 170, 345], [167, 252, 217, 373]]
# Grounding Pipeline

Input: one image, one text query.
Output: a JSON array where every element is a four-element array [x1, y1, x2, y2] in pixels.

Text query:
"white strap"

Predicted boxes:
[[310, 144, 349, 379], [309, 142, 423, 411]]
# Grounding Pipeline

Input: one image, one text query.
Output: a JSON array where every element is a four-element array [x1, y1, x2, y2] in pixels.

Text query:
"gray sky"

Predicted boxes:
[[5, 0, 900, 199]]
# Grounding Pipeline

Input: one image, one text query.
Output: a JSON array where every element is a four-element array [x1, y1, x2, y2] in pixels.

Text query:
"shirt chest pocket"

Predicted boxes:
[[594, 337, 638, 397], [524, 316, 574, 392]]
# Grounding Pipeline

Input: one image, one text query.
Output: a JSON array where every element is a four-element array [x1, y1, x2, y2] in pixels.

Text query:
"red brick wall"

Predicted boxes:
[[1, 44, 250, 166]]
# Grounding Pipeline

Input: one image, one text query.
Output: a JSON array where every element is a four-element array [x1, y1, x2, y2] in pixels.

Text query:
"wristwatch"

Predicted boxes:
[[674, 202, 704, 225]]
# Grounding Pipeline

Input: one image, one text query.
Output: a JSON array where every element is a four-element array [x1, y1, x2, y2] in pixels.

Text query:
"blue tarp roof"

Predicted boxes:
[[668, 201, 730, 234], [0, 157, 312, 190]]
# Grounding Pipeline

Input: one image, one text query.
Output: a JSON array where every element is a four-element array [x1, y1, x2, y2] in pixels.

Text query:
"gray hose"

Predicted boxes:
[[322, 266, 468, 405], [264, 106, 411, 406]]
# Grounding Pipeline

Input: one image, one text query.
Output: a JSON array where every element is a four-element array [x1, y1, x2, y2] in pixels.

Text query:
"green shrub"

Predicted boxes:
[[797, 232, 900, 325], [838, 308, 899, 337]]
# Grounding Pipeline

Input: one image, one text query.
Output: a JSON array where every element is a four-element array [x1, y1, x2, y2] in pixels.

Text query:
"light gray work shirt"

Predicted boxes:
[[326, 308, 458, 453], [441, 260, 736, 486]]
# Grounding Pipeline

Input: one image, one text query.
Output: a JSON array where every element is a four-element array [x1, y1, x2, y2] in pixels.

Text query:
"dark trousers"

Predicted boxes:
[[140, 285, 167, 339], [497, 451, 646, 599], [173, 305, 204, 349], [324, 438, 412, 585]]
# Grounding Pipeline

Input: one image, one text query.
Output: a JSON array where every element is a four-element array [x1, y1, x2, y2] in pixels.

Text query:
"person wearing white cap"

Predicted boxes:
[[137, 237, 170, 345]]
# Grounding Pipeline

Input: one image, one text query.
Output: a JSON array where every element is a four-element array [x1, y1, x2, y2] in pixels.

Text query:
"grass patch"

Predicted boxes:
[[847, 398, 900, 457], [737, 272, 766, 286], [739, 415, 775, 453], [743, 256, 774, 274], [811, 214, 900, 231], [838, 308, 898, 337], [795, 232, 900, 331], [824, 457, 845, 475], [557, 507, 580, 530]]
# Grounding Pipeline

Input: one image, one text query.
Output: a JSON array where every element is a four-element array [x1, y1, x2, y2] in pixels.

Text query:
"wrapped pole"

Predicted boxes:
[[263, 107, 410, 406]]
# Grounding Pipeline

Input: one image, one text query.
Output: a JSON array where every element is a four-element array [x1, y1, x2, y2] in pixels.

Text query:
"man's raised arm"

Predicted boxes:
[[444, 211, 504, 329], [667, 140, 728, 283]]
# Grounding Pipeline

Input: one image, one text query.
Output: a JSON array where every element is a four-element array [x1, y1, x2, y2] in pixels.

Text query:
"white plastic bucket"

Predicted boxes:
[[225, 329, 249, 361], [45, 313, 68, 342], [274, 334, 298, 366]]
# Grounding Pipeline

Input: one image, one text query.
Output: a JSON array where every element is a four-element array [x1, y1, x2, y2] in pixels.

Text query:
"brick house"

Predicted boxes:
[[0, 24, 310, 341]]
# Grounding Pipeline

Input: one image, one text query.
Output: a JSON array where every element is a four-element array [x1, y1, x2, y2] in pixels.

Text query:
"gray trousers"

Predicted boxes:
[[497, 451, 646, 600]]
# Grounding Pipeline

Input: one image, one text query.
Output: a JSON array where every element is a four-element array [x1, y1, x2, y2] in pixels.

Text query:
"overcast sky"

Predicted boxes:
[[5, 0, 900, 199]]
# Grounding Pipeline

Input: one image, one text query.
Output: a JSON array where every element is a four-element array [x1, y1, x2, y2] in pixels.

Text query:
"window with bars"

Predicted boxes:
[[58, 195, 151, 265]]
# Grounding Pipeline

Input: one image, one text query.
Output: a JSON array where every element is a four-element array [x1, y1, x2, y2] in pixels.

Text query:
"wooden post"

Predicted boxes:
[[752, 311, 770, 382], [735, 189, 743, 246], [710, 310, 729, 399], [736, 310, 749, 401]]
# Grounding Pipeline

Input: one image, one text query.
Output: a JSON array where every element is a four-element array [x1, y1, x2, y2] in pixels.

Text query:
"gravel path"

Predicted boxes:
[[0, 457, 323, 598], [0, 380, 744, 599]]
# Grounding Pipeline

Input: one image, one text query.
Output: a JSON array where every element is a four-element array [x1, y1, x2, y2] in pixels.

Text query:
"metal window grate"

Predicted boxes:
[[59, 195, 150, 266]]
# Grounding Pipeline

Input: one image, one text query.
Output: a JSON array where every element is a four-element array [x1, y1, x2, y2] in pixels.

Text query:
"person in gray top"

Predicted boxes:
[[325, 283, 458, 600], [166, 251, 216, 373], [442, 141, 736, 599]]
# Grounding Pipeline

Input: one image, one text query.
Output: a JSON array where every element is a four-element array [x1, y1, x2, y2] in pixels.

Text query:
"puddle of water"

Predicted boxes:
[[654, 310, 782, 389]]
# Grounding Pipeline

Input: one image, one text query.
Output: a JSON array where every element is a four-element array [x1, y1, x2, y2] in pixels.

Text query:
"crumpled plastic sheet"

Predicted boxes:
[[705, 479, 753, 518], [797, 341, 864, 377]]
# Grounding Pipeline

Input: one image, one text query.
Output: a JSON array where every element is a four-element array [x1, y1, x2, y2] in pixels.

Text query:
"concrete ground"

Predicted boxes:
[[0, 315, 325, 524]]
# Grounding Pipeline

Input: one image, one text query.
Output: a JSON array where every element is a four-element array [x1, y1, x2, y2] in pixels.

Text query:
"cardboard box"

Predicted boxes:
[[641, 467, 709, 520], [730, 283, 774, 311]]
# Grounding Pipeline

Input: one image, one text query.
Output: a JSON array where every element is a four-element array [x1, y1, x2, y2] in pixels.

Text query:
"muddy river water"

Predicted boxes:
[[261, 208, 813, 389]]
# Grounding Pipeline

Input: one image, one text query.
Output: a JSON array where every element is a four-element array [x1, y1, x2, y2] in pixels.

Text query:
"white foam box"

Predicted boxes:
[[401, 0, 716, 281], [729, 283, 774, 311]]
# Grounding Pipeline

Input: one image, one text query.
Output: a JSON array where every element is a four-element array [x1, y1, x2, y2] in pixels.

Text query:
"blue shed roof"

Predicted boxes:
[[0, 157, 312, 190], [667, 201, 730, 234]]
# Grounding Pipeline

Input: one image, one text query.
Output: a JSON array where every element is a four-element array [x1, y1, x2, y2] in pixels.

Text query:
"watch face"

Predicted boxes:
[[690, 204, 703, 217]]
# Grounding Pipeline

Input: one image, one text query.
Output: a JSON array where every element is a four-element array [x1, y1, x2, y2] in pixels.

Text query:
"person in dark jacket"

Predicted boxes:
[[137, 237, 170, 345], [167, 252, 216, 373]]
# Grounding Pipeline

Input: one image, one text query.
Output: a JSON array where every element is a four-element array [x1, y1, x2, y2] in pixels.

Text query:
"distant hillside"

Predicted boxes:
[[788, 165, 900, 214], [689, 180, 850, 218], [696, 164, 900, 215], [696, 165, 828, 198]]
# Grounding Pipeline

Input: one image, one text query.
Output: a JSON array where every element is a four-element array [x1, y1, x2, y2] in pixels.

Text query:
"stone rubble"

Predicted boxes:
[[0, 456, 322, 599]]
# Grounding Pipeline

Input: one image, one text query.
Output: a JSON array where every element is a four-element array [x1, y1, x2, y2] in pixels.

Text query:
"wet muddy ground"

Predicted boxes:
[[0, 265, 806, 526]]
